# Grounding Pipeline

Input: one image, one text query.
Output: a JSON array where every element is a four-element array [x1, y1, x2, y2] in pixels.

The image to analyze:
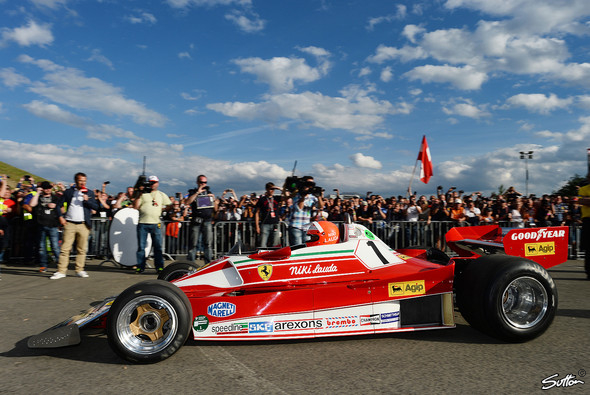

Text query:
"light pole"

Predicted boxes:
[[519, 151, 533, 196]]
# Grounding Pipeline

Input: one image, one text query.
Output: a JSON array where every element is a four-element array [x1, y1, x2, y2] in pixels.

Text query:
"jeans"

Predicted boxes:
[[38, 225, 60, 266], [137, 223, 164, 270], [188, 221, 213, 264], [259, 223, 280, 247], [288, 226, 305, 246]]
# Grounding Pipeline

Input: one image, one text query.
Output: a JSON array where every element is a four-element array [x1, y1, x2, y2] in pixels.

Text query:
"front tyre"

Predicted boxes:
[[455, 255, 557, 342], [107, 280, 193, 363]]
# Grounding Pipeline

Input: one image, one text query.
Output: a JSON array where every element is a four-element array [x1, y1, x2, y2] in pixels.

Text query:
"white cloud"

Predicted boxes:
[[404, 65, 488, 90], [0, 68, 31, 88], [506, 93, 573, 114], [380, 67, 393, 82], [18, 56, 167, 127], [225, 9, 265, 33], [0, 20, 54, 47], [87, 49, 114, 70], [207, 85, 411, 136], [442, 99, 491, 119], [126, 12, 157, 25], [350, 153, 382, 169], [232, 51, 331, 93]]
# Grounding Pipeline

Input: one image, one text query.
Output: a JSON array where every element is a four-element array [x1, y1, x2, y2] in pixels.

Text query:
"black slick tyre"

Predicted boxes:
[[106, 280, 193, 363], [455, 255, 557, 342]]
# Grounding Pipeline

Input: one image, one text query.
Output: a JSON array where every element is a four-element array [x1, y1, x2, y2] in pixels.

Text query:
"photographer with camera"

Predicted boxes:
[[286, 176, 324, 245], [133, 175, 171, 274], [186, 175, 218, 264], [255, 182, 281, 248]]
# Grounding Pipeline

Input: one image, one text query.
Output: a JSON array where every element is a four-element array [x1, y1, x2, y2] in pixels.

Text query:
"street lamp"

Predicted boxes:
[[519, 151, 533, 196]]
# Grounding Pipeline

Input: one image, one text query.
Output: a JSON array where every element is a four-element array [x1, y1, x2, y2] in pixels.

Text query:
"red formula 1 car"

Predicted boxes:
[[28, 222, 568, 363]]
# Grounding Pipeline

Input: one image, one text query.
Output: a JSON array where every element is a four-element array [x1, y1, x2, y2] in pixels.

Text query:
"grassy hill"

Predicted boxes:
[[0, 161, 48, 188]]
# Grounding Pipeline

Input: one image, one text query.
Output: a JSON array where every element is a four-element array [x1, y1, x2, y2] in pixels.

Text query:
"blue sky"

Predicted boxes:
[[1, 0, 589, 197]]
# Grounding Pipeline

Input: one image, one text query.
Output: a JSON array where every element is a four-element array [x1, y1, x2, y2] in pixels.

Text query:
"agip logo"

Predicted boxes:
[[524, 242, 555, 257], [388, 280, 425, 297]]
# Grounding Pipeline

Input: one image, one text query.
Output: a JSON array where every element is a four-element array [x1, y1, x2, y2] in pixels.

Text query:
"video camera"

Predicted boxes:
[[283, 176, 323, 197], [133, 175, 153, 197]]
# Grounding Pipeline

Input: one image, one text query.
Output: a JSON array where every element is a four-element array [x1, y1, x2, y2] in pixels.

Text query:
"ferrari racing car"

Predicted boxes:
[[28, 221, 568, 363]]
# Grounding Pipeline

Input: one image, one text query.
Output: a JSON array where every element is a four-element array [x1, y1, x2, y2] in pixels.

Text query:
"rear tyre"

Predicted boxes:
[[455, 255, 557, 342], [158, 262, 200, 282], [107, 280, 193, 363]]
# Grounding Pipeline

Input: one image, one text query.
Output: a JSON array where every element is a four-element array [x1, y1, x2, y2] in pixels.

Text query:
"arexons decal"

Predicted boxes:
[[274, 319, 323, 331], [207, 302, 236, 317]]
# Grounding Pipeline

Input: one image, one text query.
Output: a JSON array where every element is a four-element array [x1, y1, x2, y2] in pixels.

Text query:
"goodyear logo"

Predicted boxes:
[[525, 242, 555, 257], [388, 280, 425, 297]]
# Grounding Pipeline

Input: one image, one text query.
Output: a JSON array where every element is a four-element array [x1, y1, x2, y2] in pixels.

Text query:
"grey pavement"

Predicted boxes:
[[0, 258, 589, 394]]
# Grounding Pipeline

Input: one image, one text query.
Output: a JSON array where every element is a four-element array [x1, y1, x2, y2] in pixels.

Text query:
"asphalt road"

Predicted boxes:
[[1, 258, 589, 394]]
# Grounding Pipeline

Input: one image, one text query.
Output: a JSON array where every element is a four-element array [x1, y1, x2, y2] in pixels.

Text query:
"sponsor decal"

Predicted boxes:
[[364, 230, 375, 240], [249, 321, 274, 333], [510, 228, 565, 242], [524, 242, 555, 257], [380, 311, 400, 324], [207, 302, 236, 317], [397, 254, 412, 260], [360, 314, 381, 325], [289, 263, 338, 276], [388, 280, 426, 297], [211, 322, 248, 334], [325, 316, 358, 328], [274, 319, 323, 331], [193, 315, 209, 332], [257, 264, 273, 281]]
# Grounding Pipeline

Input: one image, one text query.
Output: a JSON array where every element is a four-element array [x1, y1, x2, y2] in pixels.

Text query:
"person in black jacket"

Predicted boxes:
[[29, 181, 61, 272], [50, 172, 98, 280]]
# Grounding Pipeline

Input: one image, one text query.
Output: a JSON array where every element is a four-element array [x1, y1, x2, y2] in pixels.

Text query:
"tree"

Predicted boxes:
[[553, 174, 587, 196]]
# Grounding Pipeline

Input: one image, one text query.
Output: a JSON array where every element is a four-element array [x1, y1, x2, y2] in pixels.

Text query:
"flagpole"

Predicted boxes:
[[407, 158, 418, 197]]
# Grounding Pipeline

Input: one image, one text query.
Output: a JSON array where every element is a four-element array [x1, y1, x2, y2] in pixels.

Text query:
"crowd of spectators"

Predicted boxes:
[[0, 174, 586, 270]]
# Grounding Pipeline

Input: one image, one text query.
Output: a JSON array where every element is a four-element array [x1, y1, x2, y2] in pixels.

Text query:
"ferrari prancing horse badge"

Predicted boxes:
[[257, 264, 273, 281]]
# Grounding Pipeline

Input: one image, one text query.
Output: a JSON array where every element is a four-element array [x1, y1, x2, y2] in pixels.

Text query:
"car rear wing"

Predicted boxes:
[[445, 225, 569, 269]]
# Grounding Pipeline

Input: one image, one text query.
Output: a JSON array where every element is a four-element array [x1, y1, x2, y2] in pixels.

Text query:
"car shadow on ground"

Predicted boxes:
[[1, 322, 499, 365]]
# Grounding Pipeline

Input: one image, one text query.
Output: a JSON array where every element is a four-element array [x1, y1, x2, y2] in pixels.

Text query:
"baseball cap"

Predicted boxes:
[[148, 175, 159, 182]]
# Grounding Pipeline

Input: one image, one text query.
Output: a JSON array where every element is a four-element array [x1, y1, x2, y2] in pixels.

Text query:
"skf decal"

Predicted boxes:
[[249, 322, 274, 333], [325, 316, 358, 328], [257, 264, 273, 281], [207, 302, 236, 317], [525, 242, 555, 257], [388, 280, 425, 297], [193, 315, 209, 332]]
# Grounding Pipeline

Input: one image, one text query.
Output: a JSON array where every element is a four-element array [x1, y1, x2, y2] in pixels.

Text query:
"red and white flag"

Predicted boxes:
[[417, 135, 433, 184]]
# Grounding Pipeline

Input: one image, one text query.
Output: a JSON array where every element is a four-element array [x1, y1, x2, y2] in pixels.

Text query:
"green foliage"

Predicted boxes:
[[553, 174, 587, 196], [0, 161, 48, 188]]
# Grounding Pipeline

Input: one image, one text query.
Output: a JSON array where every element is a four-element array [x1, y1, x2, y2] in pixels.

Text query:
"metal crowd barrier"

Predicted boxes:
[[3, 217, 585, 263]]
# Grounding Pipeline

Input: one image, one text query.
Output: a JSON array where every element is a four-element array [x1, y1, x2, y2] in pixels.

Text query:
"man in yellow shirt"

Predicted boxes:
[[579, 175, 590, 280], [133, 175, 171, 274]]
